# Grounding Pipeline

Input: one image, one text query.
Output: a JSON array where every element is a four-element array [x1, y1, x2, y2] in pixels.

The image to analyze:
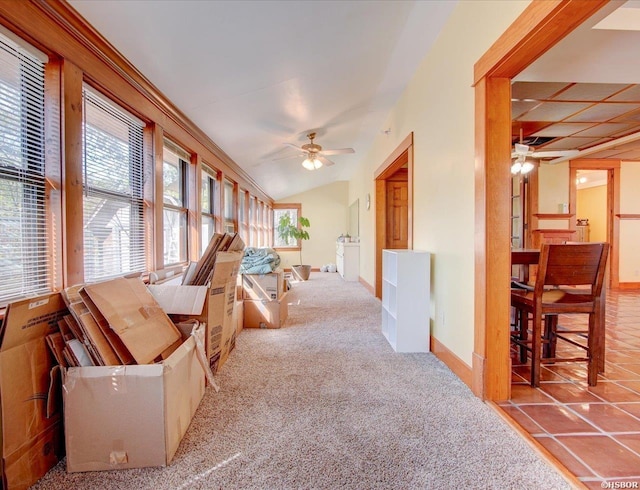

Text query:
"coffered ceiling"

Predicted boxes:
[[513, 1, 640, 163]]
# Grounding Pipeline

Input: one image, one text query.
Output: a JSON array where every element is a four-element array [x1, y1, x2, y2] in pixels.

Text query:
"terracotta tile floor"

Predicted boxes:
[[498, 289, 640, 488]]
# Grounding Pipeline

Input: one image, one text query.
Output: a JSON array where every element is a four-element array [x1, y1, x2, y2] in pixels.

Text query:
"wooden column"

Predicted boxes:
[[189, 153, 201, 259], [153, 125, 164, 269], [61, 59, 84, 287], [473, 76, 512, 401]]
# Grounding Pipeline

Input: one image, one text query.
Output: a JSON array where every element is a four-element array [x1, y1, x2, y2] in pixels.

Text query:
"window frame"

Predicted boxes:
[[162, 141, 189, 266], [0, 32, 53, 306], [272, 203, 302, 251], [81, 85, 148, 283], [200, 164, 219, 254]]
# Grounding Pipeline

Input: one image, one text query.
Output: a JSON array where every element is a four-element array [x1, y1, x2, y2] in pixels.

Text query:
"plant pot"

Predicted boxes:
[[292, 265, 312, 281]]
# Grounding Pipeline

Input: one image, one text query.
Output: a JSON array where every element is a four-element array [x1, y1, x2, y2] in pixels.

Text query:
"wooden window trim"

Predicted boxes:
[[272, 202, 302, 252]]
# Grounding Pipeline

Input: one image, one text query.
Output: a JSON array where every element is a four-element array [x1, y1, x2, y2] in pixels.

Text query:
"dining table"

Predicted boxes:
[[511, 248, 540, 283]]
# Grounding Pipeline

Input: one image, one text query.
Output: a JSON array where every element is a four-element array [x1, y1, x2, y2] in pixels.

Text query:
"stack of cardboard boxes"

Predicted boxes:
[[242, 270, 288, 328], [0, 232, 244, 488]]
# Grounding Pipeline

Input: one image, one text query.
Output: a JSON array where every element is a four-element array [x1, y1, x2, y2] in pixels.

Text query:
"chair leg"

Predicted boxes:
[[542, 315, 557, 359], [517, 308, 528, 364], [587, 312, 599, 386], [531, 310, 543, 387]]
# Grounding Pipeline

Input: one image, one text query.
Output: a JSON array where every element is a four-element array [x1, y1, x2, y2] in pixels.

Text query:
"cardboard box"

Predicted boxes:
[[149, 251, 242, 373], [243, 292, 289, 329], [242, 270, 284, 301], [82, 278, 181, 365], [63, 324, 206, 473], [0, 293, 68, 490]]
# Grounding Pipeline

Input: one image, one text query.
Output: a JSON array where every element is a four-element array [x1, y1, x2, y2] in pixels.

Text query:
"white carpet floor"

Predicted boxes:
[[32, 272, 571, 489]]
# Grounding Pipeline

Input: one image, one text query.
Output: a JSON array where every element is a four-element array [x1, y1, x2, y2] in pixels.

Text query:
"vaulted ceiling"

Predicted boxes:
[[67, 0, 640, 199], [67, 0, 456, 200]]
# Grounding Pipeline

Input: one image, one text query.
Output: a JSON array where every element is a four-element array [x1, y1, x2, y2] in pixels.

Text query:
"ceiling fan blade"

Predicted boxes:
[[273, 152, 305, 161], [283, 142, 304, 151], [531, 149, 580, 159], [319, 148, 355, 156], [317, 156, 335, 167]]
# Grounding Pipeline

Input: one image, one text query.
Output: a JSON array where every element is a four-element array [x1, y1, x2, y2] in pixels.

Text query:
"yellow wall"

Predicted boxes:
[[577, 185, 607, 242], [537, 162, 640, 282], [348, 1, 529, 366], [276, 181, 349, 270]]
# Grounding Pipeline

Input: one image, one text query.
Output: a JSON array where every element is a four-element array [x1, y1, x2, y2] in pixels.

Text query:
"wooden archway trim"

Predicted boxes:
[[473, 0, 609, 401], [374, 133, 413, 298], [569, 159, 621, 288]]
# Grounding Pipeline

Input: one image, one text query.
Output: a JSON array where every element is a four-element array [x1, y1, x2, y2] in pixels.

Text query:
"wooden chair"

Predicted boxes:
[[510, 242, 609, 387]]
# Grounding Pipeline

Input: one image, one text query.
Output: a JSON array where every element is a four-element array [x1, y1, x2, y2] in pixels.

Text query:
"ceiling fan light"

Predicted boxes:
[[511, 161, 522, 174], [521, 161, 535, 174], [302, 158, 316, 170], [313, 158, 322, 169]]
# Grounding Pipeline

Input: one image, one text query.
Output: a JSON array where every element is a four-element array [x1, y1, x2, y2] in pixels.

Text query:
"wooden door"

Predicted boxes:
[[386, 179, 408, 249]]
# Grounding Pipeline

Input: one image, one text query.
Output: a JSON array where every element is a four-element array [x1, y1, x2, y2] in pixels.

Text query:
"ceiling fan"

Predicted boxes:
[[284, 132, 355, 170], [511, 142, 581, 160], [511, 130, 580, 174]]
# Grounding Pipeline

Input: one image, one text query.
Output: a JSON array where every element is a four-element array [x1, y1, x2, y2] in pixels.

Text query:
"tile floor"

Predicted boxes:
[[498, 289, 640, 489]]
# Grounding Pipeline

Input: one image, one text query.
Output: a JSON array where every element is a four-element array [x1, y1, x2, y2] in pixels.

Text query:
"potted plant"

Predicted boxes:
[[277, 214, 311, 280]]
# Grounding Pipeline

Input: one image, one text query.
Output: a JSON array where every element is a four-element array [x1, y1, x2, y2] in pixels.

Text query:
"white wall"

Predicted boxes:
[[276, 181, 349, 270], [348, 1, 530, 366], [620, 163, 640, 282]]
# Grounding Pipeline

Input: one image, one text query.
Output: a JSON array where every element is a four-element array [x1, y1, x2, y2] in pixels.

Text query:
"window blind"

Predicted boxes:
[[162, 142, 188, 265], [82, 87, 146, 282], [0, 34, 49, 306]]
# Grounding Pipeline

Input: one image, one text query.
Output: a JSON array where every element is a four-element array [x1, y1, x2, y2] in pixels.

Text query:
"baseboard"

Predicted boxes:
[[430, 337, 473, 389], [358, 276, 375, 295], [488, 401, 587, 489], [618, 282, 640, 290]]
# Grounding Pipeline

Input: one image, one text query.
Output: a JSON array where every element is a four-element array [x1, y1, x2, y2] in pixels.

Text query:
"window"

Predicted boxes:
[[0, 33, 49, 305], [238, 188, 248, 244], [223, 178, 235, 233], [249, 196, 257, 246], [82, 87, 146, 282], [273, 204, 301, 248], [257, 200, 265, 247], [201, 165, 219, 254], [163, 141, 188, 265]]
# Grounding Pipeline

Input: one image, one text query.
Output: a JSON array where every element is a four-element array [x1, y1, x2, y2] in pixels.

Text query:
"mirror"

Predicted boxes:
[[348, 199, 359, 238]]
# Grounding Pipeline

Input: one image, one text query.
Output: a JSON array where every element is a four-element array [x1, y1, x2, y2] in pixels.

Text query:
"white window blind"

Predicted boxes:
[[82, 87, 146, 282], [0, 34, 49, 306]]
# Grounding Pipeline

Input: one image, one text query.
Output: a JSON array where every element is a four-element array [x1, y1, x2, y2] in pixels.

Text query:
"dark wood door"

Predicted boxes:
[[386, 180, 408, 249]]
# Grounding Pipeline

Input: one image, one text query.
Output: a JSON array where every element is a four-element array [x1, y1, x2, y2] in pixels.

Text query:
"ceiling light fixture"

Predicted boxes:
[[302, 156, 322, 170], [511, 155, 534, 175]]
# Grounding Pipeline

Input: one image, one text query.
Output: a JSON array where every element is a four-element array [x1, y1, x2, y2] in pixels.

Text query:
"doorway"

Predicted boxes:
[[374, 133, 413, 298], [569, 161, 620, 288], [473, 1, 609, 400]]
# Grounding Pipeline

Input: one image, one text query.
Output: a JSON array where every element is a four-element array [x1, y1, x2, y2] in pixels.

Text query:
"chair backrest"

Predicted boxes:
[[535, 242, 609, 297]]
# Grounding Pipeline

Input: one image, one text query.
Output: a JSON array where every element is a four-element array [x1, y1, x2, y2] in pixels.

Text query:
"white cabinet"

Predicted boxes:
[[336, 242, 359, 281], [381, 249, 430, 353]]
